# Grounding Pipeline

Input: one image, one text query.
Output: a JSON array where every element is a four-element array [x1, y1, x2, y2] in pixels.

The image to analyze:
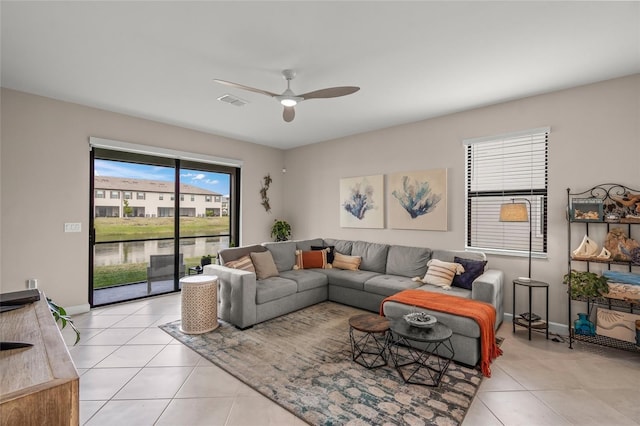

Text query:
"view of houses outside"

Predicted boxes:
[[93, 159, 232, 302]]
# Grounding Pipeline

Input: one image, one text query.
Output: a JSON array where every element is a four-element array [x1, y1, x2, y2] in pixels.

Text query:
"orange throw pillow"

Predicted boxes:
[[294, 249, 328, 269]]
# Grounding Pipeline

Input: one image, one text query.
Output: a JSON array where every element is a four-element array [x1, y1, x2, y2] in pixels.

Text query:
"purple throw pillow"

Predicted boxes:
[[452, 256, 487, 290]]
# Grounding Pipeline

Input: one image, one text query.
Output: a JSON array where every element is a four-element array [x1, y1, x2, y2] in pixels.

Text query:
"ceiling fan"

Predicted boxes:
[[213, 70, 360, 123]]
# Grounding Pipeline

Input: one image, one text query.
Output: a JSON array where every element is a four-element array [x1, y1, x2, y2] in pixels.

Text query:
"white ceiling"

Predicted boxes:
[[2, 1, 639, 150]]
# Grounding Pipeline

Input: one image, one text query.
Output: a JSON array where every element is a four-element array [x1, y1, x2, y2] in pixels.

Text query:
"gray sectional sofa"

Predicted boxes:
[[203, 238, 504, 366]]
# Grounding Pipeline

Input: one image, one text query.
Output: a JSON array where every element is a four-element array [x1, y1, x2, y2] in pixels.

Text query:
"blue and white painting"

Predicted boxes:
[[389, 169, 447, 231], [339, 175, 384, 228]]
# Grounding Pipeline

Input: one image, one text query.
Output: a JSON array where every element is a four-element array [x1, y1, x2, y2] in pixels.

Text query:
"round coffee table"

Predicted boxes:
[[348, 313, 390, 369], [389, 318, 455, 386]]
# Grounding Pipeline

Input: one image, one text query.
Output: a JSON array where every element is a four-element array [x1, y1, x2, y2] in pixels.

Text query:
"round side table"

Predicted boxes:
[[180, 275, 219, 334], [389, 319, 454, 387], [349, 313, 390, 369]]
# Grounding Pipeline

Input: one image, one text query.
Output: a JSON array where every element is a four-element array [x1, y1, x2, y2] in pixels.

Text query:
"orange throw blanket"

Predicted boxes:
[[380, 289, 502, 377]]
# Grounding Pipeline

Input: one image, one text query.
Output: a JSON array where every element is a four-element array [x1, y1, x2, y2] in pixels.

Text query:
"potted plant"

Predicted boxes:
[[200, 254, 214, 266], [47, 298, 80, 345], [563, 270, 609, 298], [271, 219, 291, 242]]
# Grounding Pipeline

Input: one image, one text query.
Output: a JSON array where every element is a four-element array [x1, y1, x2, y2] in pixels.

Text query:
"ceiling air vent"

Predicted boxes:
[[217, 94, 248, 107]]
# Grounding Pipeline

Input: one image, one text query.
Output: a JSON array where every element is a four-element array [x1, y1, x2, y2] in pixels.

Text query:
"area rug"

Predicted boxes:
[[159, 302, 483, 426]]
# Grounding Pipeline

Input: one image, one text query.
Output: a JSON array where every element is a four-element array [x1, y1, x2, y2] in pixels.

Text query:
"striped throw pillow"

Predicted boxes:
[[332, 252, 362, 271], [224, 254, 255, 273], [294, 249, 329, 269], [414, 259, 465, 289]]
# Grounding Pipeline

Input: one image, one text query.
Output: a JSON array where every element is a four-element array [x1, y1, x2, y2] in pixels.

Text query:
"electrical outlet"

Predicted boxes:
[[64, 222, 81, 233], [27, 278, 38, 289]]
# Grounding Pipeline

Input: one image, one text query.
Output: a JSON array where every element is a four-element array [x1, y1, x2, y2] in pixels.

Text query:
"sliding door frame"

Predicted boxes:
[[89, 139, 242, 307]]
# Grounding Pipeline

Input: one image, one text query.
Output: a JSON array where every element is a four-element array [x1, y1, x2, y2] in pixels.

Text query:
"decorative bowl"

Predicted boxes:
[[403, 312, 437, 328]]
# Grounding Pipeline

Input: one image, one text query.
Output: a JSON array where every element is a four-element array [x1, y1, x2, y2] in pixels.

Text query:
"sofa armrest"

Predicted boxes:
[[471, 269, 504, 328], [203, 264, 257, 329]]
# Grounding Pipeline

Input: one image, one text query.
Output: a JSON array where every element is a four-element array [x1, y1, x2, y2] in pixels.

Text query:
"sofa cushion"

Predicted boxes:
[[250, 251, 279, 280], [255, 277, 298, 304], [323, 238, 353, 255], [419, 259, 464, 289], [452, 256, 488, 290], [262, 241, 297, 272], [280, 269, 329, 292], [332, 253, 362, 270], [224, 254, 255, 273], [364, 274, 422, 297], [295, 238, 324, 251], [218, 244, 266, 264], [382, 294, 478, 338], [385, 245, 432, 277], [351, 241, 390, 273], [318, 268, 380, 291], [418, 283, 472, 299]]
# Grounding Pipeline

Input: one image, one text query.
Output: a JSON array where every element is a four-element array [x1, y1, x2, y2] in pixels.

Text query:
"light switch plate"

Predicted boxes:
[[64, 222, 81, 232]]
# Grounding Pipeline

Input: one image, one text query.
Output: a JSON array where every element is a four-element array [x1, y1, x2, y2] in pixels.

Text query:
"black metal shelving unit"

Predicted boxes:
[[566, 184, 640, 352]]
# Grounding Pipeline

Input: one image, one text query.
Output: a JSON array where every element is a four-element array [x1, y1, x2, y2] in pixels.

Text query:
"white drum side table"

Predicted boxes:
[[180, 274, 219, 334]]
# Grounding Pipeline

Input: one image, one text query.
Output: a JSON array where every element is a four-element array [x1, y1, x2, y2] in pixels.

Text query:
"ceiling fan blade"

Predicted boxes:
[[300, 86, 360, 100], [213, 79, 278, 98], [283, 106, 295, 123]]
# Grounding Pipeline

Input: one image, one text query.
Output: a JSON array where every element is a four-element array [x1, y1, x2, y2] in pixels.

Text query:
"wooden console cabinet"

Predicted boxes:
[[0, 292, 79, 425]]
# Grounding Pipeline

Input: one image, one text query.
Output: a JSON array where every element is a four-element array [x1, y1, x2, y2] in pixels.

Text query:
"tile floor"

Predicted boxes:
[[63, 293, 640, 426]]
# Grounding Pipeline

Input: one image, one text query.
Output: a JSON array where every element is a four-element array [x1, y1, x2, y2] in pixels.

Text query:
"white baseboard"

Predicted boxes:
[[66, 303, 90, 315], [503, 313, 567, 335]]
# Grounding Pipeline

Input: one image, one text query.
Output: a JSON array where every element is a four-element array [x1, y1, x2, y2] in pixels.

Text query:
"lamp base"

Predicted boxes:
[[518, 276, 531, 282]]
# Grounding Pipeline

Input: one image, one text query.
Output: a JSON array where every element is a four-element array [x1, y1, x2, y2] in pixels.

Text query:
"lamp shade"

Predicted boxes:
[[499, 203, 529, 222]]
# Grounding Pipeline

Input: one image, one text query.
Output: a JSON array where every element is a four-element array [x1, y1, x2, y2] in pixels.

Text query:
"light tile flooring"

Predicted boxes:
[[64, 293, 640, 426]]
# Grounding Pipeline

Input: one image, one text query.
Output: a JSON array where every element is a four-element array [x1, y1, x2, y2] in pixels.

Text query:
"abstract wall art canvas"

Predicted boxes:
[[388, 168, 447, 231], [339, 174, 384, 228]]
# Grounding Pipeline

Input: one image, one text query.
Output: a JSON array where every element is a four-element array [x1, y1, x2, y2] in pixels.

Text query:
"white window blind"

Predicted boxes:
[[464, 127, 549, 256]]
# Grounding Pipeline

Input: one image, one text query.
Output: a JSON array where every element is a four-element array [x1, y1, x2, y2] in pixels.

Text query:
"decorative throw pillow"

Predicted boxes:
[[294, 249, 328, 269], [311, 245, 335, 264], [452, 256, 488, 290], [414, 259, 465, 289], [332, 252, 362, 271], [224, 254, 255, 273], [250, 251, 279, 280]]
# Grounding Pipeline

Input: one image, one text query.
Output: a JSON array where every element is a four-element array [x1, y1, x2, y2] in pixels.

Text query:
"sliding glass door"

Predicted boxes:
[[90, 149, 239, 307], [178, 163, 232, 278]]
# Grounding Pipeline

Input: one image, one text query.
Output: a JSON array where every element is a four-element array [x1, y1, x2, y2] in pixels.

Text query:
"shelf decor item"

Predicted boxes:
[[499, 198, 532, 281], [574, 312, 595, 336], [570, 198, 603, 222], [596, 308, 640, 343], [563, 270, 609, 298]]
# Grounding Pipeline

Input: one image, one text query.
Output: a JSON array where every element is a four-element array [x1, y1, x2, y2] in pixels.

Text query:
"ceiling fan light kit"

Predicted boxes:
[[213, 69, 360, 123]]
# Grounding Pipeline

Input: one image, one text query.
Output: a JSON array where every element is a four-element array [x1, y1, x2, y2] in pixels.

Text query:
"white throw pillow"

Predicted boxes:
[[413, 259, 465, 290]]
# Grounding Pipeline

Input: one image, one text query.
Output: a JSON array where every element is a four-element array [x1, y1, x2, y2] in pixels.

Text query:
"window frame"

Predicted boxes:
[[463, 127, 549, 258]]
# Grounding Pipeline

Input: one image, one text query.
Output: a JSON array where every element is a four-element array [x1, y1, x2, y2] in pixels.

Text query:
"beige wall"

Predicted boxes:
[[0, 89, 286, 309], [2, 75, 639, 321], [284, 74, 640, 327]]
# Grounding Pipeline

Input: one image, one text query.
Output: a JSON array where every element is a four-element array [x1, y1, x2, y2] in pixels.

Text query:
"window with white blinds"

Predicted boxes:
[[464, 127, 549, 256]]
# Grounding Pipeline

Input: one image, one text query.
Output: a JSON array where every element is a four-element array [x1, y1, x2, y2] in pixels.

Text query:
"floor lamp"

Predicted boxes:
[[499, 198, 532, 282]]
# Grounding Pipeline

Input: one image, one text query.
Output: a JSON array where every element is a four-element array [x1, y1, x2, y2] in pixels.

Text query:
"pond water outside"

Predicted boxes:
[[94, 236, 229, 266]]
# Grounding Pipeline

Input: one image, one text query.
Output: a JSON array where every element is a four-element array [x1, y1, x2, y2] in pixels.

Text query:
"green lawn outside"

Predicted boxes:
[[95, 216, 230, 242], [93, 256, 203, 289]]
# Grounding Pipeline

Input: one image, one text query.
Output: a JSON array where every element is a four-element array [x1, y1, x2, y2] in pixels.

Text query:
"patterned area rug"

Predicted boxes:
[[159, 301, 483, 426]]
